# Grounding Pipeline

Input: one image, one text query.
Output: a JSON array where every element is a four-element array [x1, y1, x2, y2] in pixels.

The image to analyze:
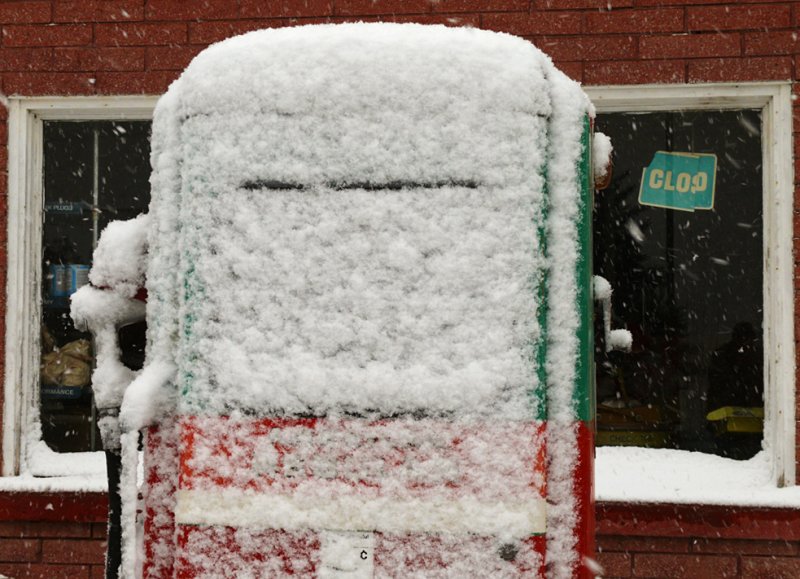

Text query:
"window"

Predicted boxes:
[[41, 120, 151, 452], [4, 97, 157, 475], [585, 83, 795, 489]]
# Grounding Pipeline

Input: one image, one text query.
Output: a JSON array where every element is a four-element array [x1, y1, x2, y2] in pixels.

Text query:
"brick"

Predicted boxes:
[[334, 0, 431, 16], [53, 1, 143, 22], [481, 12, 582, 35], [688, 5, 792, 32], [90, 565, 105, 579], [386, 13, 481, 27], [635, 0, 786, 5], [1, 24, 92, 47], [535, 35, 637, 61], [53, 47, 145, 71], [693, 538, 798, 556], [634, 554, 737, 578], [597, 551, 632, 577], [0, 522, 91, 539], [599, 536, 691, 553], [95, 22, 187, 46], [0, 538, 39, 562], [746, 31, 800, 56], [539, 0, 633, 8], [0, 48, 53, 71], [553, 60, 582, 81], [584, 59, 684, 84], [640, 33, 741, 59], [95, 70, 178, 94], [432, 0, 529, 11], [90, 524, 107, 540], [3, 72, 96, 95], [188, 19, 282, 44], [585, 8, 684, 34], [0, 2, 51, 24], [145, 0, 238, 21], [240, 0, 334, 18], [742, 556, 800, 578], [0, 563, 89, 579], [688, 56, 792, 83], [238, 0, 281, 18], [42, 539, 105, 565], [146, 46, 202, 70]]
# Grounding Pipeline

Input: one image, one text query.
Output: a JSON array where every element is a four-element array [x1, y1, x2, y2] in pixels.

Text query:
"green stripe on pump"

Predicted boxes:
[[574, 117, 595, 423], [533, 167, 549, 422]]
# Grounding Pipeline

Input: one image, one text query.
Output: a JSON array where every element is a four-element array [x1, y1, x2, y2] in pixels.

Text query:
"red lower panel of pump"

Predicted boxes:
[[143, 416, 549, 577]]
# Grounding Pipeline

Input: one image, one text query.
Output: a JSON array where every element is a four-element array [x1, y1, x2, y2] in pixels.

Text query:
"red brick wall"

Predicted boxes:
[[0, 1, 797, 577], [0, 493, 108, 578], [0, 522, 106, 579], [597, 503, 800, 578]]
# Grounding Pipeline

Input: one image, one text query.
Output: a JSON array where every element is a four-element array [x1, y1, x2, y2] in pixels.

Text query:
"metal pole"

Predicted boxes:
[[91, 128, 100, 452]]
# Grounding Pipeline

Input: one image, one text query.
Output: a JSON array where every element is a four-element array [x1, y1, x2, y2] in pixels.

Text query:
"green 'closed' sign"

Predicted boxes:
[[639, 151, 717, 212]]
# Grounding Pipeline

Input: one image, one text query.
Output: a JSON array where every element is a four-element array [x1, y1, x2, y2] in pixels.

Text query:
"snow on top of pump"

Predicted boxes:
[[143, 23, 593, 421], [175, 23, 553, 188]]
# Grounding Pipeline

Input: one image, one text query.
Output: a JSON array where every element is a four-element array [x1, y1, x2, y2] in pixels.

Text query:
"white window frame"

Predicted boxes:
[[585, 82, 796, 488], [3, 96, 157, 476]]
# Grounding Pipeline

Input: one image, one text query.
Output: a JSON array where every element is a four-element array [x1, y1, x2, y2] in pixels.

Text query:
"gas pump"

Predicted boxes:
[[73, 23, 615, 578]]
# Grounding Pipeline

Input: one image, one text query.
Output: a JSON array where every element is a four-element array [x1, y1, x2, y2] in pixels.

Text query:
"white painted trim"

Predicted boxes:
[[175, 489, 547, 537], [3, 96, 156, 475], [585, 82, 796, 488]]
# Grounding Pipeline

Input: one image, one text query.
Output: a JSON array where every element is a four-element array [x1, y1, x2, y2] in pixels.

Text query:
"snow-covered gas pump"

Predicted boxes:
[[75, 23, 619, 578]]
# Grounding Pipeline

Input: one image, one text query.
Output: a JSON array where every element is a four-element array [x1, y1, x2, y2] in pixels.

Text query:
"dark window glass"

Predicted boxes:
[[41, 121, 151, 452], [594, 110, 763, 460]]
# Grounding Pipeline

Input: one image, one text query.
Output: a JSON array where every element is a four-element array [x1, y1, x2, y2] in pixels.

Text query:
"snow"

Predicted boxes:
[[27, 440, 106, 478], [607, 329, 633, 352], [179, 183, 545, 419], [88, 214, 150, 298], [596, 447, 800, 507], [592, 131, 612, 180], [593, 275, 632, 353], [593, 275, 612, 301], [176, 24, 552, 188]]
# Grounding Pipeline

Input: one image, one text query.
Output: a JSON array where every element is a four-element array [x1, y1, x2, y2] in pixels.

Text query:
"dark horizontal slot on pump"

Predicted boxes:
[[241, 179, 479, 191], [241, 180, 305, 191], [332, 180, 479, 191]]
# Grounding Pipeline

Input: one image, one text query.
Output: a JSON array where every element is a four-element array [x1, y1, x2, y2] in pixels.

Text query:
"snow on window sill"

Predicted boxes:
[[0, 439, 144, 493], [3, 441, 108, 492], [596, 446, 800, 508]]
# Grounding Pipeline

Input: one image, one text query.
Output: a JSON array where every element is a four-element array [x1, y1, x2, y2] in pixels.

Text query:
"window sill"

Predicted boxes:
[[596, 446, 800, 508]]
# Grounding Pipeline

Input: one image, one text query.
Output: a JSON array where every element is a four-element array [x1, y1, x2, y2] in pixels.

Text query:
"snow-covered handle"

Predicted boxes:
[[592, 275, 632, 353]]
